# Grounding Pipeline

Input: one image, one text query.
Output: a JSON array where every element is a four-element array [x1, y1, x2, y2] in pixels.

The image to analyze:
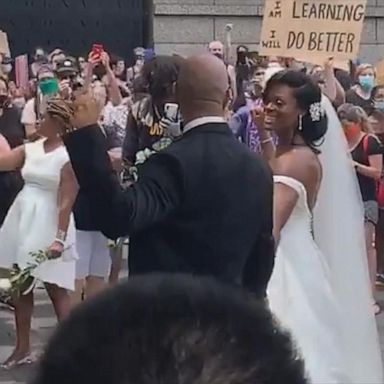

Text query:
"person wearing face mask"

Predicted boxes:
[[235, 45, 252, 96], [30, 47, 48, 79], [8, 81, 26, 111], [127, 47, 145, 87], [0, 56, 13, 81], [346, 63, 376, 114], [21, 66, 59, 139], [371, 85, 384, 113], [337, 103, 383, 315]]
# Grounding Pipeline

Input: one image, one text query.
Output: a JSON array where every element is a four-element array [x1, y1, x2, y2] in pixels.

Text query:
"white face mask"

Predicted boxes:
[[13, 97, 26, 109], [2, 64, 12, 74]]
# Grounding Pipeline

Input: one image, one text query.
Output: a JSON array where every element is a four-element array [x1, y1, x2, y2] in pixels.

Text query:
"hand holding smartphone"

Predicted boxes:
[[164, 103, 179, 121], [89, 43, 104, 65]]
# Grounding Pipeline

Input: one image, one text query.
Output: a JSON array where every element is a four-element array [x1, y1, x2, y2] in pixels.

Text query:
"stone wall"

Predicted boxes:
[[153, 0, 384, 63]]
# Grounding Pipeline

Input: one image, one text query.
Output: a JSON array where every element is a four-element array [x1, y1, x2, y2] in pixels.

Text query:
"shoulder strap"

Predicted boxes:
[[363, 134, 370, 154], [362, 134, 381, 155]]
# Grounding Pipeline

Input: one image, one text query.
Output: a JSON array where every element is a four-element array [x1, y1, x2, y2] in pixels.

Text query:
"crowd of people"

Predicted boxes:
[[0, 39, 382, 383]]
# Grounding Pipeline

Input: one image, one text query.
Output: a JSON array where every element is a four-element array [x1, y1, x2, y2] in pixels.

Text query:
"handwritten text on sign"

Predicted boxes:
[[259, 0, 367, 62]]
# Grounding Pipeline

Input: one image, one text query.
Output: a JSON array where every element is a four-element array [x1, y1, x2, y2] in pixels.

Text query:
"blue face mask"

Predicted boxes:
[[374, 100, 384, 112], [359, 75, 374, 91]]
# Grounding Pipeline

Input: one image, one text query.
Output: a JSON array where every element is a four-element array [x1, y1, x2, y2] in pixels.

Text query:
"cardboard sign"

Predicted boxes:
[[0, 31, 10, 56], [376, 60, 384, 86], [259, 0, 367, 63], [15, 54, 29, 89]]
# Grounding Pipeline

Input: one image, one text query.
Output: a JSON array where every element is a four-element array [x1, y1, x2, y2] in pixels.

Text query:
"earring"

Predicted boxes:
[[298, 114, 303, 131]]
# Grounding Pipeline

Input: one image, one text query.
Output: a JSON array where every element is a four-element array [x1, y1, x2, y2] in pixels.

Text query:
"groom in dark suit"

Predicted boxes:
[[63, 54, 274, 297]]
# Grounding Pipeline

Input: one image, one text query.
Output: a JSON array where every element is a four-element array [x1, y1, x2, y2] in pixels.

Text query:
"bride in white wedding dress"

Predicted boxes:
[[261, 70, 383, 383]]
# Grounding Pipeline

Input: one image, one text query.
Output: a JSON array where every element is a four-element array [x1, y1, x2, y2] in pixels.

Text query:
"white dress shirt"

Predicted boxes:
[[183, 116, 226, 134]]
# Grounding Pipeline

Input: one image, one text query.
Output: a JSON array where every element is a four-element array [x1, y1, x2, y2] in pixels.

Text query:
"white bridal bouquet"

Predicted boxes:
[[0, 250, 49, 296]]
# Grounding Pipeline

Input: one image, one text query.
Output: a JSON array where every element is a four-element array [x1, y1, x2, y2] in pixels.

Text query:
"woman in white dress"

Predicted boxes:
[[260, 70, 383, 383], [0, 98, 78, 368]]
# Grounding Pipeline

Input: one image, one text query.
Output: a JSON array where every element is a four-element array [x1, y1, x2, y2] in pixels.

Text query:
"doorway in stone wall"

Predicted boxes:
[[0, 0, 152, 60]]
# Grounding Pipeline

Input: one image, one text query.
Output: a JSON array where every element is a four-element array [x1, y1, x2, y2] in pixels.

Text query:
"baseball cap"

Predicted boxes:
[[55, 57, 78, 75]]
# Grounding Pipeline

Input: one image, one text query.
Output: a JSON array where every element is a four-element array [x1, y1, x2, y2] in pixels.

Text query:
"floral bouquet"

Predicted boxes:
[[0, 250, 48, 296]]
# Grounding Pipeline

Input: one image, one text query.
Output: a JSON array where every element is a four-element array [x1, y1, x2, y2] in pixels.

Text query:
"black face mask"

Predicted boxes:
[[237, 52, 247, 64], [35, 55, 45, 63], [213, 53, 224, 61], [0, 94, 9, 108]]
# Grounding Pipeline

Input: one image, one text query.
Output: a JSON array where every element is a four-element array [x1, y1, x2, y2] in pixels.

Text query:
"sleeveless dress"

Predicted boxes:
[[267, 176, 349, 383], [0, 139, 77, 291]]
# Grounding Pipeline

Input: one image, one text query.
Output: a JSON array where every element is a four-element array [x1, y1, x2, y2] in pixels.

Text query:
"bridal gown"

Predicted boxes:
[[267, 175, 349, 383], [0, 139, 77, 291]]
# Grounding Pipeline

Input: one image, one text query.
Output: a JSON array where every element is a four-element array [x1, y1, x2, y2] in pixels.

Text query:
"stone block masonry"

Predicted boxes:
[[153, 0, 384, 63]]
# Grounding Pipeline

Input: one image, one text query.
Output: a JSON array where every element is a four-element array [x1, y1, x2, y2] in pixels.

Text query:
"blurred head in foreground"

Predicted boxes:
[[32, 274, 306, 384]]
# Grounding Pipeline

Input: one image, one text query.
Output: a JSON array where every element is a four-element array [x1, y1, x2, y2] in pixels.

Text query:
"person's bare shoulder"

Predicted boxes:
[[272, 148, 320, 188]]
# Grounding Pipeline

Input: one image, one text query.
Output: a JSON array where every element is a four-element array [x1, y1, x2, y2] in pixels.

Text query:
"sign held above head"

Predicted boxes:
[[0, 31, 10, 57], [259, 0, 367, 64]]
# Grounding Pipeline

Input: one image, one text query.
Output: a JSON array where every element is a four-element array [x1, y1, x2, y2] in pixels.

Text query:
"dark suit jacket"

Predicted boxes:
[[64, 122, 274, 297]]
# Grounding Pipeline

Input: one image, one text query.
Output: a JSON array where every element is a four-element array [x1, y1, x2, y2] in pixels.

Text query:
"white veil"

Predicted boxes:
[[314, 95, 383, 383]]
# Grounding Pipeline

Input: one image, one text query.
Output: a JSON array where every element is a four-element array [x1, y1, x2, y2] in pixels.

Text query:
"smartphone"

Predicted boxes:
[[91, 43, 104, 60], [164, 103, 179, 121]]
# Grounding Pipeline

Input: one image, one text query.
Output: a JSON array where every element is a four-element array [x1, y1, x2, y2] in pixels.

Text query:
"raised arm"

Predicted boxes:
[[0, 133, 10, 154], [322, 58, 345, 106], [0, 144, 25, 172], [63, 124, 183, 240], [101, 52, 123, 107]]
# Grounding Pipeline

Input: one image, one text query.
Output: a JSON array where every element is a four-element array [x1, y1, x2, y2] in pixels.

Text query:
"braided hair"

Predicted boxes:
[[45, 97, 75, 131]]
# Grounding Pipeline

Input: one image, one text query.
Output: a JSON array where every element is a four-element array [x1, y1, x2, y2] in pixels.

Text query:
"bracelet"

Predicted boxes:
[[261, 137, 273, 145], [56, 229, 67, 242], [54, 238, 66, 247]]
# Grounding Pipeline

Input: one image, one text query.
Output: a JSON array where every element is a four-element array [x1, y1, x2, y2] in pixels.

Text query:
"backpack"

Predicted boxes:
[[363, 134, 384, 207]]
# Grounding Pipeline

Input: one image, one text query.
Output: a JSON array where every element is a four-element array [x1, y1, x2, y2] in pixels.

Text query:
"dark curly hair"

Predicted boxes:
[[264, 70, 328, 152], [142, 55, 184, 103], [32, 274, 306, 384]]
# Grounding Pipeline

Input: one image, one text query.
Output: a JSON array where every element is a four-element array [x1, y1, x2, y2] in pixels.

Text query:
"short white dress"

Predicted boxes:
[[0, 139, 77, 291]]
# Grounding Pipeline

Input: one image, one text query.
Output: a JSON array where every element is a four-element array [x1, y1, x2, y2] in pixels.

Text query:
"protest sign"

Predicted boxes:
[[15, 54, 29, 89], [259, 0, 367, 63], [0, 31, 10, 56]]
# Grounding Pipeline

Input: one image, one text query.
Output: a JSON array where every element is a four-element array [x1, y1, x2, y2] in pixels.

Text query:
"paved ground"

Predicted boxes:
[[0, 288, 384, 384]]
